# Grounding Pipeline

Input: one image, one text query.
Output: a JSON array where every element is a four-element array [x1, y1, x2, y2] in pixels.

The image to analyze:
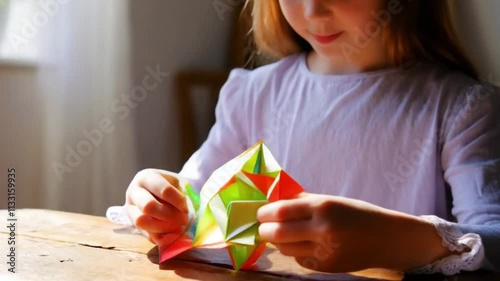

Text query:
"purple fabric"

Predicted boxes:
[[179, 53, 500, 270]]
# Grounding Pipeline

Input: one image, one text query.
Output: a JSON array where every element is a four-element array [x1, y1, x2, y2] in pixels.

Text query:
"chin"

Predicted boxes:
[[313, 46, 347, 59]]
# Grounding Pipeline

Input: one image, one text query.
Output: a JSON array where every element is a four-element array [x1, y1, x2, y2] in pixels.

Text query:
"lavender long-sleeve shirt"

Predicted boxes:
[[179, 53, 500, 271]]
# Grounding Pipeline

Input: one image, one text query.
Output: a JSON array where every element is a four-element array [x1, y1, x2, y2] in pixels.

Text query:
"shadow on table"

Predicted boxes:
[[403, 270, 500, 281], [146, 246, 394, 281], [110, 226, 499, 281]]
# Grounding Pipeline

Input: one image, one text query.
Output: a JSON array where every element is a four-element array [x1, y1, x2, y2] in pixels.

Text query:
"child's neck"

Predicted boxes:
[[307, 50, 392, 75]]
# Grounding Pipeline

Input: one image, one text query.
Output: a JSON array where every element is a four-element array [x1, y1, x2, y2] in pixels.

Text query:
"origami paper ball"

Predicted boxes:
[[159, 141, 304, 270]]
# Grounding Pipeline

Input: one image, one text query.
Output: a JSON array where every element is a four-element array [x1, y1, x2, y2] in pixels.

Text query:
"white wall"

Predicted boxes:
[[450, 0, 500, 78], [0, 1, 233, 211], [0, 67, 43, 210], [130, 0, 233, 172]]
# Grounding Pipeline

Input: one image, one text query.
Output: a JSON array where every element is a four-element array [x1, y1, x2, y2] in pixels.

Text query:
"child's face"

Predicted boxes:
[[279, 0, 387, 60]]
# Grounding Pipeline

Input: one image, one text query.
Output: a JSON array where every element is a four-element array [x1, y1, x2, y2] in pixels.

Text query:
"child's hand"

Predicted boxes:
[[257, 193, 452, 273], [124, 169, 190, 244], [257, 193, 395, 273]]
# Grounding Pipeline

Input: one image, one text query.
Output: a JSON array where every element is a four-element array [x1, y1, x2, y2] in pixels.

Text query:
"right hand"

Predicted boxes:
[[125, 169, 190, 244]]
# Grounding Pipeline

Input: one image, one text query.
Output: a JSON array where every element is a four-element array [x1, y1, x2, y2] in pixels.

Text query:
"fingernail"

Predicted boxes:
[[258, 223, 273, 238], [256, 205, 269, 221]]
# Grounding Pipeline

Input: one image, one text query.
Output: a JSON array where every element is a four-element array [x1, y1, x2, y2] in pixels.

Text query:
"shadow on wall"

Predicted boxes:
[[449, 0, 500, 78]]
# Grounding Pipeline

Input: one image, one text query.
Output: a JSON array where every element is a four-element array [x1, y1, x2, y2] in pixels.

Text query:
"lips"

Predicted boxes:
[[312, 31, 344, 44]]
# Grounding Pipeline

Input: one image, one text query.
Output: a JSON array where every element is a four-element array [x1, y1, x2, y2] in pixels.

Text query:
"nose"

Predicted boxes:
[[304, 0, 333, 21]]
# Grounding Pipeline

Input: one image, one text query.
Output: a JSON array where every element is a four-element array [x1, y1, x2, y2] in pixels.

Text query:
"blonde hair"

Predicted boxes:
[[246, 0, 477, 77]]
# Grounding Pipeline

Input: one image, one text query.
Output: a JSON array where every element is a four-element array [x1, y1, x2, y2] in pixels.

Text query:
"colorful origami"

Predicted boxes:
[[158, 141, 304, 270]]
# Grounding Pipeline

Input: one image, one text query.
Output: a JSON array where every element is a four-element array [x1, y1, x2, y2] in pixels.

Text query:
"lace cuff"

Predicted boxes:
[[407, 215, 484, 275], [106, 205, 133, 226]]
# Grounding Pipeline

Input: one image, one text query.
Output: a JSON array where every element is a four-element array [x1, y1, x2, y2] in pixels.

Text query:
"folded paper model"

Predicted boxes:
[[158, 141, 304, 270]]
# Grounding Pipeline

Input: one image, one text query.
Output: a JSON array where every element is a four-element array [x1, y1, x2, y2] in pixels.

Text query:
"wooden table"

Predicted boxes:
[[0, 209, 498, 280]]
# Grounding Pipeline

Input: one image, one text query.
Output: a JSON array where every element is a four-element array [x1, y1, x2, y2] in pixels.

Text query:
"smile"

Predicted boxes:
[[312, 31, 344, 44]]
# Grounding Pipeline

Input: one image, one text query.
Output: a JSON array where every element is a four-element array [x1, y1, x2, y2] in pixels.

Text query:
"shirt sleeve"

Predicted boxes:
[[178, 68, 251, 192], [440, 83, 500, 271]]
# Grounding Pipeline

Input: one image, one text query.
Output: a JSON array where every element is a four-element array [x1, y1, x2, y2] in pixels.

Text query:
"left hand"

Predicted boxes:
[[257, 193, 450, 273]]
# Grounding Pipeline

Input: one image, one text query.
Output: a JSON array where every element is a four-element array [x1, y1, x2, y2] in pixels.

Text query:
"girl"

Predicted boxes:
[[110, 0, 500, 275]]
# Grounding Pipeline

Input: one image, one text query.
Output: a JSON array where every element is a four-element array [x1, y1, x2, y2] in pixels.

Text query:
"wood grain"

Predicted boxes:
[[0, 209, 497, 280]]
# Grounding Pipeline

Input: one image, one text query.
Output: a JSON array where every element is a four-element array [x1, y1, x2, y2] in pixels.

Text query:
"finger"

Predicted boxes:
[[127, 187, 188, 224], [137, 229, 177, 245], [156, 169, 192, 212], [125, 217, 167, 244], [137, 170, 189, 213], [274, 241, 316, 257], [259, 220, 315, 243], [257, 198, 313, 223], [137, 216, 185, 234], [148, 233, 168, 244], [126, 204, 185, 234], [140, 230, 170, 245]]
